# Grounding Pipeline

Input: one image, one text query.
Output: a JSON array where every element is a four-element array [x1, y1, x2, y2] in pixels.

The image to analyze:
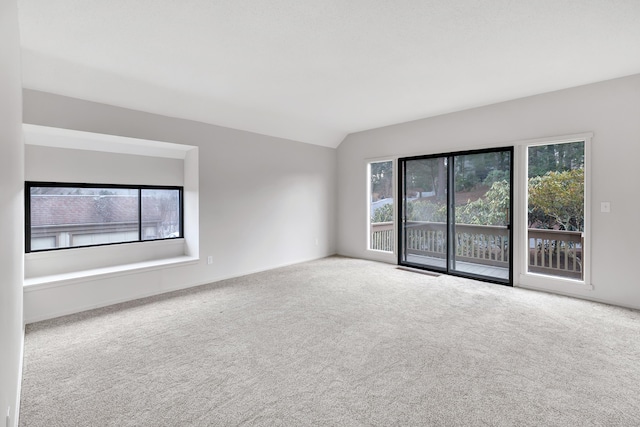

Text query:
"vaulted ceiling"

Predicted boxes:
[[18, 0, 640, 148]]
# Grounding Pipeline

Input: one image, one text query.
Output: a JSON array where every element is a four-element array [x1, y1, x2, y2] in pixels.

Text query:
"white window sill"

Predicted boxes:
[[517, 272, 594, 292], [23, 256, 199, 291]]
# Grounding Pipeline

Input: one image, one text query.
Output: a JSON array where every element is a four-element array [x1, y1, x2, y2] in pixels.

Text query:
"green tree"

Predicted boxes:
[[371, 161, 393, 199], [483, 169, 509, 187], [455, 180, 510, 226], [371, 203, 393, 223], [405, 158, 440, 196], [406, 199, 446, 222], [529, 142, 584, 178], [528, 169, 584, 231]]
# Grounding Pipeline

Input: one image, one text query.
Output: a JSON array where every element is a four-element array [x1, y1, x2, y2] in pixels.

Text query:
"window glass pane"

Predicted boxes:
[[369, 160, 393, 252], [141, 189, 181, 240], [401, 157, 447, 268], [527, 141, 584, 280], [30, 187, 139, 250], [452, 151, 511, 282]]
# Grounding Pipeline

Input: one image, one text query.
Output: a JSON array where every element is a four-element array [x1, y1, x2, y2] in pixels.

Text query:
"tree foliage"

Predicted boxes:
[[528, 169, 584, 231], [456, 180, 510, 226], [370, 142, 584, 231], [371, 203, 394, 223], [528, 142, 584, 178], [370, 161, 393, 199], [406, 199, 446, 222], [405, 157, 446, 200], [384, 179, 510, 226]]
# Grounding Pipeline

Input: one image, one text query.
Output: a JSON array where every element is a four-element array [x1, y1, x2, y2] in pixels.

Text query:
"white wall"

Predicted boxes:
[[0, 0, 24, 425], [337, 74, 640, 309], [26, 145, 184, 185], [23, 90, 337, 322]]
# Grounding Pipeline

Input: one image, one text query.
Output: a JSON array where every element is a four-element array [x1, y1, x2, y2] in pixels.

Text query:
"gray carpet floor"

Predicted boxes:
[[20, 256, 640, 426]]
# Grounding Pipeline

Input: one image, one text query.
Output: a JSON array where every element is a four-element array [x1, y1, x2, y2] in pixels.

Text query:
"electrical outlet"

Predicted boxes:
[[207, 256, 213, 265], [601, 201, 611, 213]]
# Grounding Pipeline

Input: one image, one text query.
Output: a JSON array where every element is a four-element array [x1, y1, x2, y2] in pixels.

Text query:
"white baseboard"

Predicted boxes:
[[517, 283, 640, 311]]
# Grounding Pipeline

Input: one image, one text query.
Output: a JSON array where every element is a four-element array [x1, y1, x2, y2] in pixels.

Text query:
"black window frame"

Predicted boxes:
[[25, 181, 184, 253]]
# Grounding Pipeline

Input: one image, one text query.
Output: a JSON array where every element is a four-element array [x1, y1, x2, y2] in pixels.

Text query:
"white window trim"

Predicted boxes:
[[515, 132, 593, 292]]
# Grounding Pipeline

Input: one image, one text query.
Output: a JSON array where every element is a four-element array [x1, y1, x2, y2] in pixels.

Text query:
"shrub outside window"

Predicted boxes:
[[26, 182, 183, 252]]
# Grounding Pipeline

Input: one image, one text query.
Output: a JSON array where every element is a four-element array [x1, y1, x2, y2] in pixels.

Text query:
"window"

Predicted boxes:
[[26, 182, 183, 252], [525, 139, 587, 281], [368, 160, 394, 252]]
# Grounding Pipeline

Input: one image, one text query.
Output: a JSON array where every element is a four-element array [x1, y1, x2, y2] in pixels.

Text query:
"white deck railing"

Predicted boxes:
[[370, 222, 583, 279], [369, 221, 394, 252], [403, 222, 509, 268], [528, 228, 583, 279]]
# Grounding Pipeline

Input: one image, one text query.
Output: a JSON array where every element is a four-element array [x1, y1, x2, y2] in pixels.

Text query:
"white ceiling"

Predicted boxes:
[[17, 0, 640, 148]]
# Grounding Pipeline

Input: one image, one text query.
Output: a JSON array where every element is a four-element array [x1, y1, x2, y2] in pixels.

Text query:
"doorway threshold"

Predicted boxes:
[[396, 266, 441, 277]]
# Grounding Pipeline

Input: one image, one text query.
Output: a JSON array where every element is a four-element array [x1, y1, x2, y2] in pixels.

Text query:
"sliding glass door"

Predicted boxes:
[[399, 148, 512, 284], [400, 156, 448, 269]]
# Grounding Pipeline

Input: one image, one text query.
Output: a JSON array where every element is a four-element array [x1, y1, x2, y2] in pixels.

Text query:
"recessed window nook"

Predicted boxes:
[[22, 124, 200, 290]]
